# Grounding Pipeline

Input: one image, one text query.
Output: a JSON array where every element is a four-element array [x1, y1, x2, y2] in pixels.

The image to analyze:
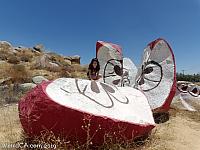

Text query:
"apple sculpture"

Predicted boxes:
[[134, 39, 176, 112], [19, 78, 155, 145]]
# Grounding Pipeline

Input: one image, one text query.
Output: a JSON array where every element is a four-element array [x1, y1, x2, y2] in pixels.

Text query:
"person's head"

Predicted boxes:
[[89, 58, 100, 71]]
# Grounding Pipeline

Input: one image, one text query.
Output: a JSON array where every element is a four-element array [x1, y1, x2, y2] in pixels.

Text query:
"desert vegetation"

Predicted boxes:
[[1, 103, 200, 150], [176, 73, 200, 82]]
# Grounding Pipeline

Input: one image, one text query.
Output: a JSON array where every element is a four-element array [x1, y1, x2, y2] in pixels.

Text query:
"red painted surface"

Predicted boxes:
[[96, 41, 122, 57], [149, 38, 177, 112], [19, 81, 155, 145]]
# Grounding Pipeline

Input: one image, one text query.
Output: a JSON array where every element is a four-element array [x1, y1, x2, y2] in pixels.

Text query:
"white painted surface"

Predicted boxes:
[[180, 95, 196, 111], [172, 82, 200, 111], [123, 58, 138, 87], [135, 40, 175, 109], [97, 41, 123, 86], [46, 78, 155, 125]]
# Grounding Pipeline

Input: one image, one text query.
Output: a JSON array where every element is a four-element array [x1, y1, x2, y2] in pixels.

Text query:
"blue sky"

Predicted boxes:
[[0, 0, 200, 74]]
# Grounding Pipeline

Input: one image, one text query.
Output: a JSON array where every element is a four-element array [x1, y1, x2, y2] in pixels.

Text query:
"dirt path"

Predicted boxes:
[[147, 109, 200, 150]]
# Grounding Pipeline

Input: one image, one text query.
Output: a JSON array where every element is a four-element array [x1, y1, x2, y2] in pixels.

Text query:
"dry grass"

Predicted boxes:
[[0, 104, 151, 150], [0, 63, 31, 84], [0, 102, 200, 150], [8, 64, 31, 84], [0, 104, 22, 144], [170, 107, 200, 123], [195, 82, 200, 86], [15, 118, 152, 150], [0, 45, 12, 61], [7, 55, 20, 64], [0, 63, 12, 79]]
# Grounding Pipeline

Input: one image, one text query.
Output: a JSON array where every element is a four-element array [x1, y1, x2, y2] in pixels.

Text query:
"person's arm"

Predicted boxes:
[[95, 71, 101, 80], [88, 69, 93, 80]]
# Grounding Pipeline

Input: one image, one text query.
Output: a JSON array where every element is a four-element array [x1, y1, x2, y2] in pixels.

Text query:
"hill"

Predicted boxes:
[[0, 41, 88, 105]]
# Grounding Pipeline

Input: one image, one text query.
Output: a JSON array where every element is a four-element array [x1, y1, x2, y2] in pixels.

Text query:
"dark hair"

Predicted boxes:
[[88, 58, 100, 71]]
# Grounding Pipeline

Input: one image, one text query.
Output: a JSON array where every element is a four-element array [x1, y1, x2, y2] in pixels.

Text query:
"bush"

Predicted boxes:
[[72, 64, 88, 72], [16, 49, 34, 62], [0, 84, 24, 104], [57, 67, 71, 78], [9, 64, 31, 83], [21, 55, 31, 62], [7, 55, 20, 64], [0, 53, 8, 60]]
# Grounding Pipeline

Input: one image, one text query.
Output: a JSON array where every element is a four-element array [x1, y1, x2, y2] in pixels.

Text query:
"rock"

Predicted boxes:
[[0, 84, 20, 104], [4, 104, 10, 107], [64, 56, 72, 61], [12, 49, 18, 54], [33, 44, 44, 52], [18, 83, 37, 92], [0, 41, 13, 58], [49, 62, 59, 67], [32, 49, 41, 55], [0, 60, 7, 64], [0, 41, 12, 50], [14, 46, 23, 52], [32, 76, 49, 85], [0, 77, 12, 85], [34, 54, 61, 71], [35, 54, 50, 68], [70, 55, 80, 64], [0, 85, 9, 92], [63, 59, 71, 66]]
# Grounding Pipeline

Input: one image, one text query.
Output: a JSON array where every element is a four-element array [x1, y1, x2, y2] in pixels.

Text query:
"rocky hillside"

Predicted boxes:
[[0, 41, 88, 105]]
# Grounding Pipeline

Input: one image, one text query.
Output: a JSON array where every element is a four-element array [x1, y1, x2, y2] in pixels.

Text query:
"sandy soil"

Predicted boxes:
[[147, 109, 200, 150]]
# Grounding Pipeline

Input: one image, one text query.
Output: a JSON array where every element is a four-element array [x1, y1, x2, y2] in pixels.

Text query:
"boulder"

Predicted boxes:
[[18, 83, 37, 93], [14, 46, 24, 52], [71, 55, 80, 64], [34, 54, 61, 71], [33, 44, 44, 52], [0, 41, 12, 50], [64, 56, 72, 61], [0, 60, 7, 64], [0, 41, 14, 59], [0, 85, 8, 89], [63, 59, 71, 66], [35, 54, 50, 68], [49, 62, 59, 67], [32, 76, 49, 85]]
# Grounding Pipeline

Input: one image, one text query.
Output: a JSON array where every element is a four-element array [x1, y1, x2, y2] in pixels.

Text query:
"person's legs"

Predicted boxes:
[[96, 75, 102, 80]]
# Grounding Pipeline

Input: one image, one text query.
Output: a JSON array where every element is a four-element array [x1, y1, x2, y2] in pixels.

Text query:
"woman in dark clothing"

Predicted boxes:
[[87, 58, 101, 80]]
